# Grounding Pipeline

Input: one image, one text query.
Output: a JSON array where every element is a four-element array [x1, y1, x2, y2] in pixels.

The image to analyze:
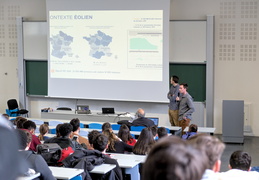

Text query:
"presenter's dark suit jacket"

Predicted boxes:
[[131, 117, 155, 127]]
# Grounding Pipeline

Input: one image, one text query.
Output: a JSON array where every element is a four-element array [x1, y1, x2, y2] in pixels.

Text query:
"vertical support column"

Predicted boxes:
[[16, 17, 27, 110], [206, 15, 214, 127]]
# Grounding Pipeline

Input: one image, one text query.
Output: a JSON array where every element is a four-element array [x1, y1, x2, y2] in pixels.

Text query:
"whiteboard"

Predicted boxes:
[[23, 22, 47, 60], [169, 21, 206, 63]]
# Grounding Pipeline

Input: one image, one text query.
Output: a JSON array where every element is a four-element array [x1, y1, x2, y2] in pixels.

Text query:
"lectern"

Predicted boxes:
[[222, 100, 244, 143]]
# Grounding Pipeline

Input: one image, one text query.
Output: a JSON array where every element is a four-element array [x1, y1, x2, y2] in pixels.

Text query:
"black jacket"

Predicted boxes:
[[131, 117, 155, 127]]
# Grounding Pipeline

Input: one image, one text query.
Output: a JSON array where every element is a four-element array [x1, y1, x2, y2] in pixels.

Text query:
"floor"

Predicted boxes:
[[215, 135, 259, 172]]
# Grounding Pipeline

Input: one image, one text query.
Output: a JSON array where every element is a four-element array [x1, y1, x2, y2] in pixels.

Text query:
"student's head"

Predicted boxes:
[[70, 118, 80, 132], [102, 122, 111, 132], [14, 116, 26, 126], [92, 134, 108, 152], [133, 127, 156, 155], [88, 130, 101, 145], [23, 120, 36, 132], [15, 117, 27, 129], [143, 136, 208, 180], [188, 124, 198, 132], [103, 129, 119, 152], [179, 83, 188, 94], [150, 125, 158, 137], [55, 124, 62, 137], [58, 123, 73, 138], [39, 124, 49, 135], [157, 127, 168, 139], [2, 114, 9, 120], [171, 75, 179, 84], [38, 124, 49, 141], [16, 129, 32, 150], [187, 134, 225, 172], [229, 150, 251, 171], [118, 124, 133, 143], [136, 108, 145, 118]]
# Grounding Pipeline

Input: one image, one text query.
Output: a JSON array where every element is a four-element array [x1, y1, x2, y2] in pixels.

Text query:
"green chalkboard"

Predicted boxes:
[[169, 63, 206, 102], [26, 60, 48, 96]]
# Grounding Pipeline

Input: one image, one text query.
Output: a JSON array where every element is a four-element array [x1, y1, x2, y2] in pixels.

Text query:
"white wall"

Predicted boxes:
[[171, 0, 259, 136], [2, 0, 259, 135]]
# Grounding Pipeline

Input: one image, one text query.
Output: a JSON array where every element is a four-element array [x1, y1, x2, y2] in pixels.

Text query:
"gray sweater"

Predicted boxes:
[[178, 92, 195, 120], [167, 84, 180, 110]]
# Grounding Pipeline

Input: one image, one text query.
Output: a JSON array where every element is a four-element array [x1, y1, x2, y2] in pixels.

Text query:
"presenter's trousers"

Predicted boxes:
[[168, 109, 179, 126]]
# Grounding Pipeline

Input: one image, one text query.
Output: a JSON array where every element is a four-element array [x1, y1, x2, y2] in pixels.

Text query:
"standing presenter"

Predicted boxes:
[[167, 75, 180, 126]]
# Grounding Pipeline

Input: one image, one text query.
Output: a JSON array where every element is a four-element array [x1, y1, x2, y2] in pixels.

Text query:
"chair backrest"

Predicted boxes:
[[88, 123, 102, 129], [79, 130, 89, 136], [80, 123, 84, 128], [31, 119, 44, 125], [131, 126, 146, 132], [7, 99, 18, 110], [48, 120, 64, 127], [111, 124, 121, 130]]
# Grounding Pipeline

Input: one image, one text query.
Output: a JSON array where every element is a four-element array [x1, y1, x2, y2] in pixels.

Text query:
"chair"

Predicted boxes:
[[48, 120, 64, 127], [111, 124, 121, 130], [6, 99, 28, 117], [80, 123, 85, 128], [130, 126, 145, 132], [88, 123, 102, 129], [49, 128, 56, 134], [79, 129, 89, 136], [71, 175, 83, 180], [31, 119, 44, 125]]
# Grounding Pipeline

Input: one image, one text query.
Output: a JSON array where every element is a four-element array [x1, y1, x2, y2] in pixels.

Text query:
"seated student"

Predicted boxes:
[[44, 123, 75, 161], [131, 108, 155, 127], [88, 130, 100, 150], [219, 150, 259, 179], [23, 120, 41, 152], [0, 118, 26, 180], [187, 133, 225, 180], [150, 125, 158, 140], [103, 129, 133, 154], [92, 134, 123, 180], [157, 127, 168, 139], [16, 129, 55, 180], [38, 124, 50, 141], [15, 117, 27, 129], [102, 122, 112, 132], [70, 118, 91, 149], [142, 136, 208, 180], [182, 124, 198, 140], [133, 127, 156, 155], [118, 124, 137, 146]]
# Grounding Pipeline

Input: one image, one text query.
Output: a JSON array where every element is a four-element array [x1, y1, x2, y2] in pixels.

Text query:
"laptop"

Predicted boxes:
[[77, 105, 91, 114], [102, 107, 115, 114], [147, 117, 159, 126]]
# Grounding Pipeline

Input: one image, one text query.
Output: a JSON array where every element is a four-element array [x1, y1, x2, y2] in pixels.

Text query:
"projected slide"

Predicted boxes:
[[49, 10, 163, 81]]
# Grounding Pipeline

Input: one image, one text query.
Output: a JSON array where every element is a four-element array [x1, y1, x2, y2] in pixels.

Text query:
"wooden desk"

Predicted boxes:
[[184, 126, 216, 135], [49, 166, 84, 180]]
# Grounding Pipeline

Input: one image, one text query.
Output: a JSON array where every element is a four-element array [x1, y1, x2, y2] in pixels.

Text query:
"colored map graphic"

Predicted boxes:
[[50, 31, 74, 59], [83, 30, 113, 59]]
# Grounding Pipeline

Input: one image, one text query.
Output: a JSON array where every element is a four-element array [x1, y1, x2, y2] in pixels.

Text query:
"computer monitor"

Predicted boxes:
[[147, 117, 159, 126], [102, 107, 115, 114]]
